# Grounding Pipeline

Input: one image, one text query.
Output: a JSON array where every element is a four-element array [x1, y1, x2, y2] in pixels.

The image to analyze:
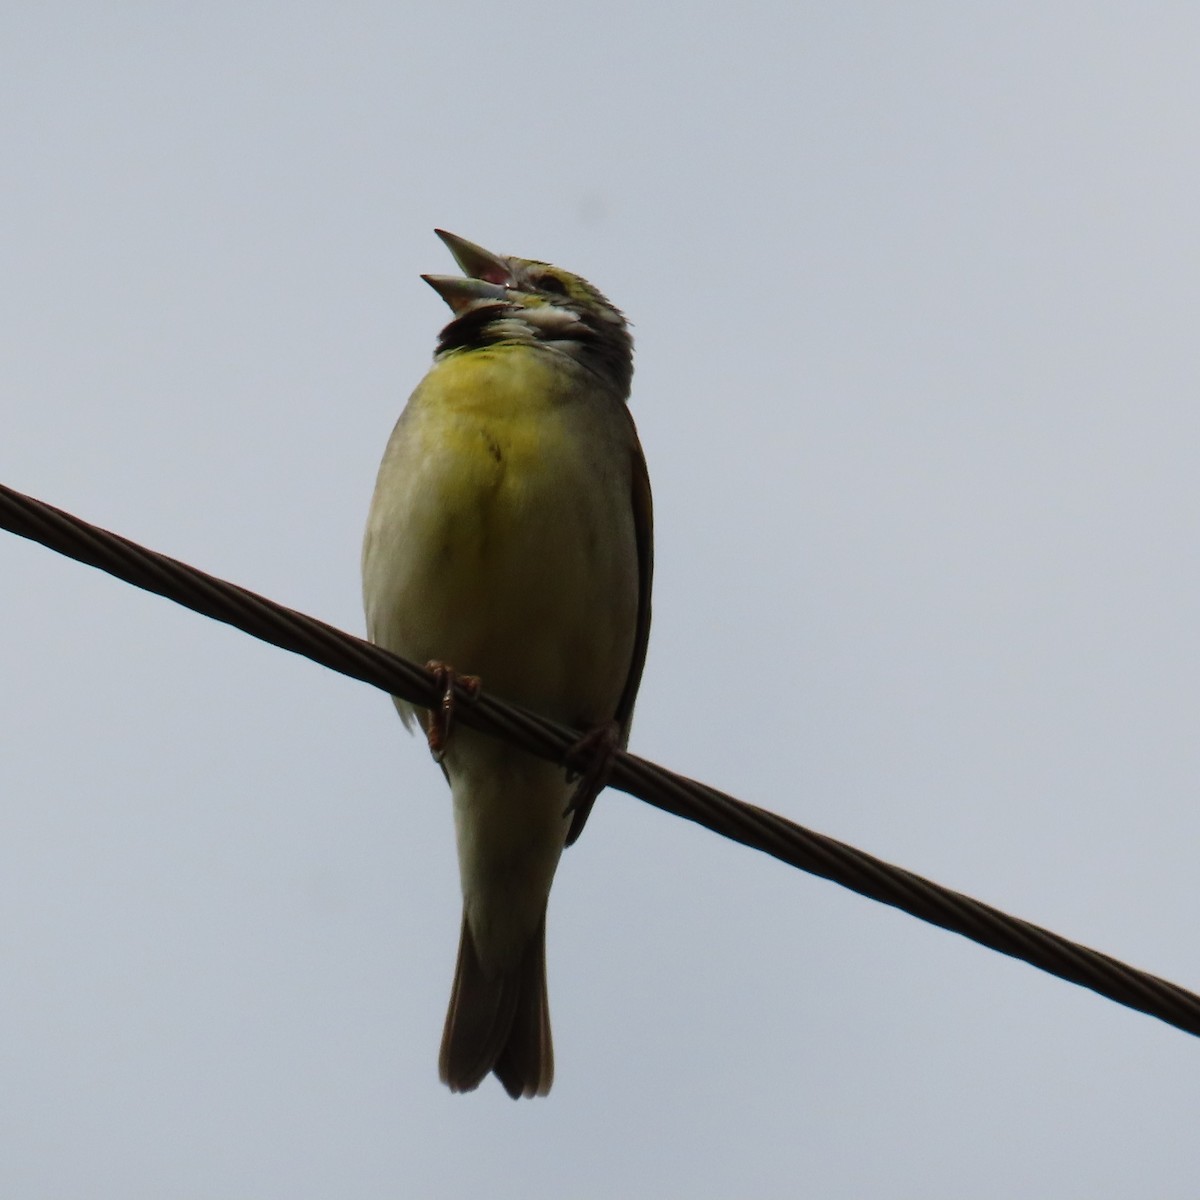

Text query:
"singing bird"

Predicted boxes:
[[361, 231, 653, 1098]]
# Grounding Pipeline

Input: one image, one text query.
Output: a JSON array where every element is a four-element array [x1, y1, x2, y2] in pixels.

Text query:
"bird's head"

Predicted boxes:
[[423, 230, 633, 399]]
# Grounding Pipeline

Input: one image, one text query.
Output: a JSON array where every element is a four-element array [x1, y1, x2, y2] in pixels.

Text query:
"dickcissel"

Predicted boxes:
[[361, 231, 653, 1098]]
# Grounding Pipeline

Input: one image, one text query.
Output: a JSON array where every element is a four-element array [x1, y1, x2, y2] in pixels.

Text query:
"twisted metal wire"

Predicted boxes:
[[3, 480, 1198, 1038]]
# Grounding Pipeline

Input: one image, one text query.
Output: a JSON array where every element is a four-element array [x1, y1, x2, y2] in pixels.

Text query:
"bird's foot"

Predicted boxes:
[[424, 661, 481, 763], [562, 720, 620, 837]]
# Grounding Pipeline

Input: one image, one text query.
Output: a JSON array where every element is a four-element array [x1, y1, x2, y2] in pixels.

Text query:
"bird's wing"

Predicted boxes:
[[565, 414, 654, 846]]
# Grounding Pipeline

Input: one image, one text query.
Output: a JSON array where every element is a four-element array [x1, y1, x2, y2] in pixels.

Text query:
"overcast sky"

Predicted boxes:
[[3, 4, 1200, 1197]]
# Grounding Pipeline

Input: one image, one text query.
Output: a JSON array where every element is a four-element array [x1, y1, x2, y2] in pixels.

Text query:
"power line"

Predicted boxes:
[[3, 479, 1199, 1038]]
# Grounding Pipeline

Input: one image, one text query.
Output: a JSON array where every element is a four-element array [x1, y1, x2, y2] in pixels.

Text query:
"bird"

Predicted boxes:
[[361, 230, 653, 1098]]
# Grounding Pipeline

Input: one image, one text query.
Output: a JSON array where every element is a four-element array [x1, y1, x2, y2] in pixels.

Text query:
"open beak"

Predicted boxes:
[[422, 229, 514, 314]]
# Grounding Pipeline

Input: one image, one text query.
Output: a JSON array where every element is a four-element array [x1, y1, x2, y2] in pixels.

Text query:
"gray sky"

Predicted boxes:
[[3, 4, 1199, 1196]]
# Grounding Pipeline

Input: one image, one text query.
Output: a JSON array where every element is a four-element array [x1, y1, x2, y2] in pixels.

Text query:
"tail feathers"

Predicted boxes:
[[438, 911, 553, 1099]]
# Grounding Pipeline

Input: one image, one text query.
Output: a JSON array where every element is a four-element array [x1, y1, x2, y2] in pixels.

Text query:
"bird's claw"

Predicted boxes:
[[562, 720, 620, 820], [425, 661, 481, 763]]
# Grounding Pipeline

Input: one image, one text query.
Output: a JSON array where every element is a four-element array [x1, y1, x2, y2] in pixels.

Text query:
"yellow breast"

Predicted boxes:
[[363, 344, 639, 728]]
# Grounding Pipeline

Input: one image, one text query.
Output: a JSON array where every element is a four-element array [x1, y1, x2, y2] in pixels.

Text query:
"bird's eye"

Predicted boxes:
[[538, 274, 568, 296]]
